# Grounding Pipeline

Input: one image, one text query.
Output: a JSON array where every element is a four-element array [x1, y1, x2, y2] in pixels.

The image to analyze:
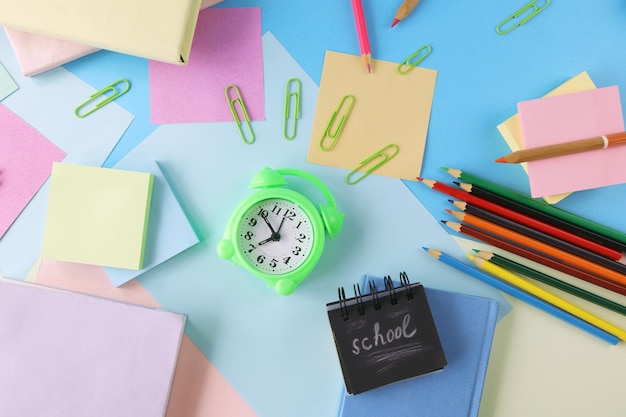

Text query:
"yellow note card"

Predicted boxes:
[[42, 163, 154, 270], [496, 71, 597, 204], [307, 51, 437, 181], [0, 0, 202, 65]]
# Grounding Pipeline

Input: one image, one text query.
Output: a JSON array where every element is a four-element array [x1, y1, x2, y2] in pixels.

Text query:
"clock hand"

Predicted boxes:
[[260, 211, 277, 234], [257, 236, 274, 246], [274, 216, 287, 240]]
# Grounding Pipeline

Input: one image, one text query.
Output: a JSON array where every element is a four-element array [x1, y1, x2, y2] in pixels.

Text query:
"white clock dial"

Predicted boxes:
[[237, 198, 315, 275]]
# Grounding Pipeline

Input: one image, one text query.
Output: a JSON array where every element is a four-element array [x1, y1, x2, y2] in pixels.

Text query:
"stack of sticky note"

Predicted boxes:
[[42, 162, 154, 270], [497, 72, 626, 199]]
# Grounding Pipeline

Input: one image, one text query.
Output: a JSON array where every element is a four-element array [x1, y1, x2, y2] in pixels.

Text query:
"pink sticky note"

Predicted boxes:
[[149, 7, 264, 124], [36, 260, 258, 417], [0, 104, 66, 238], [518, 86, 626, 197]]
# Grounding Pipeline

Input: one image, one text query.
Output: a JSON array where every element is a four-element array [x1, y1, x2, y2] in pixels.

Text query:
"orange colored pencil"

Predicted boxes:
[[442, 220, 626, 297], [391, 0, 421, 27], [447, 211, 626, 287], [496, 131, 626, 163]]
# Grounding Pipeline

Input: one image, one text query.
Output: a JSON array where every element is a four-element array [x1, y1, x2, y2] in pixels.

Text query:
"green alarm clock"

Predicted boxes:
[[217, 167, 344, 295]]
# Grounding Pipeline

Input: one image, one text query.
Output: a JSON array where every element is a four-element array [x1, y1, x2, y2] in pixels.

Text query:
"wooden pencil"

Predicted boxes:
[[455, 181, 626, 252], [351, 0, 372, 73], [448, 211, 626, 287], [442, 167, 626, 247], [448, 198, 623, 261], [475, 250, 626, 317], [423, 248, 619, 345], [447, 205, 626, 276], [495, 131, 626, 163], [391, 0, 420, 27], [442, 220, 626, 296], [471, 255, 626, 341]]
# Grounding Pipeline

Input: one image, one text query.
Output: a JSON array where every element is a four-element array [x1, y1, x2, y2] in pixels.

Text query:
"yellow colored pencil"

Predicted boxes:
[[471, 255, 626, 341]]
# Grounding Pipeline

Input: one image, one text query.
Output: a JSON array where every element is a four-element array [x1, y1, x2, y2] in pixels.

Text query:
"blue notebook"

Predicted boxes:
[[337, 276, 499, 417]]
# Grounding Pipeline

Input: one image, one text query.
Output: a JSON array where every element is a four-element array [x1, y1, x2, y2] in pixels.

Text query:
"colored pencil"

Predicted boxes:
[[450, 199, 623, 261], [350, 0, 372, 73], [495, 131, 626, 163], [448, 204, 626, 276], [455, 180, 626, 252], [423, 248, 619, 345], [471, 255, 626, 341], [391, 0, 420, 27], [448, 211, 626, 287], [475, 250, 626, 317], [442, 220, 626, 297], [442, 167, 626, 247]]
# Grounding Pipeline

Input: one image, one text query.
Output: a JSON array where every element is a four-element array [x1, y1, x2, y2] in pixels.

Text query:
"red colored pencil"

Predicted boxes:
[[447, 212, 626, 288], [442, 220, 626, 297], [416, 178, 624, 261], [351, 0, 372, 73]]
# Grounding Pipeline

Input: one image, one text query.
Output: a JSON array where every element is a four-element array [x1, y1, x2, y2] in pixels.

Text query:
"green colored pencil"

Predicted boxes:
[[474, 250, 626, 317], [442, 167, 626, 246]]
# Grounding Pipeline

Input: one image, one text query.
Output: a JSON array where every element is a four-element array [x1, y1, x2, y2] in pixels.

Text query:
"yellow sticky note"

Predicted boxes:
[[307, 51, 437, 181], [42, 163, 154, 270], [496, 71, 597, 204]]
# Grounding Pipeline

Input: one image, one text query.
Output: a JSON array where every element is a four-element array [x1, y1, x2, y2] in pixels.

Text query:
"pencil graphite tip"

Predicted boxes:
[[391, 18, 400, 28], [495, 157, 506, 163], [416, 177, 423, 181]]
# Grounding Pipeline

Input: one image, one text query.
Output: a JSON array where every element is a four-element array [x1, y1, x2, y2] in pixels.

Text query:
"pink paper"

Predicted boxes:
[[0, 104, 66, 238], [36, 260, 258, 417], [4, 28, 99, 76], [518, 86, 626, 197], [4, 1, 225, 76], [149, 7, 264, 124]]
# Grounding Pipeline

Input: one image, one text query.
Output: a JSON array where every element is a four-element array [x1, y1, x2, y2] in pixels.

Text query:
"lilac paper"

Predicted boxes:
[[0, 279, 185, 417], [149, 7, 264, 124]]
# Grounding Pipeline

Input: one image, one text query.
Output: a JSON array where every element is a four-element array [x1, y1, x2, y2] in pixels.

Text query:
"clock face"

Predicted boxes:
[[236, 198, 315, 275]]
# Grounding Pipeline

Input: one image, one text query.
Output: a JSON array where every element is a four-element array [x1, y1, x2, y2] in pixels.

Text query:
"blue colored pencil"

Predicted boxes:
[[423, 247, 620, 345]]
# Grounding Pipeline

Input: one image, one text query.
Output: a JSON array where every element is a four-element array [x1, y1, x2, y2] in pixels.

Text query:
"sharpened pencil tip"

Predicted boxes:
[[416, 177, 423, 181], [495, 157, 506, 163], [441, 167, 449, 171], [421, 246, 428, 251], [391, 18, 400, 28]]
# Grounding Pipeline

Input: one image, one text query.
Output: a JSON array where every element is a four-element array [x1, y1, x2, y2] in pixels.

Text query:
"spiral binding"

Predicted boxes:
[[335, 272, 416, 319]]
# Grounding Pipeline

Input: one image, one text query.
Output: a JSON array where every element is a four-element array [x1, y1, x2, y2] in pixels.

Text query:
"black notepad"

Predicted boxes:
[[326, 273, 447, 395]]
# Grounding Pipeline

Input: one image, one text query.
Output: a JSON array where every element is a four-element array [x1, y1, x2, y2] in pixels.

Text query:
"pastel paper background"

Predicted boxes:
[[307, 51, 436, 181], [0, 279, 185, 417], [518, 86, 625, 197], [0, 61, 17, 99], [32, 260, 258, 417], [112, 32, 508, 417], [149, 7, 264, 124], [42, 163, 154, 270], [105, 160, 199, 287], [0, 105, 66, 238]]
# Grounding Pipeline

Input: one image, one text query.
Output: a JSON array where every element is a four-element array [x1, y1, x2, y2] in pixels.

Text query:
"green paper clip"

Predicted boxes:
[[319, 94, 355, 151], [345, 144, 399, 185], [74, 78, 130, 118], [496, 0, 551, 35], [225, 84, 255, 144], [283, 78, 301, 140], [397, 45, 432, 75]]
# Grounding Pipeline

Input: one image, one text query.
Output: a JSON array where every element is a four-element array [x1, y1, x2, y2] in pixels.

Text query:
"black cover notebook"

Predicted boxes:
[[326, 273, 447, 395]]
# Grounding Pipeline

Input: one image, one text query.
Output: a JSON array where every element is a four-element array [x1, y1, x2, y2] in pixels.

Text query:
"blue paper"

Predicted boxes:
[[104, 160, 199, 287]]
